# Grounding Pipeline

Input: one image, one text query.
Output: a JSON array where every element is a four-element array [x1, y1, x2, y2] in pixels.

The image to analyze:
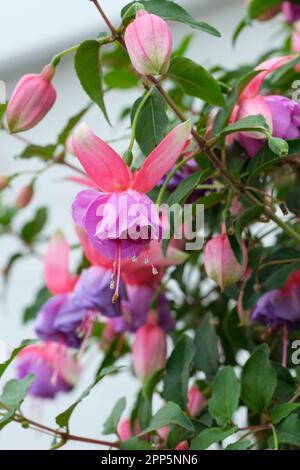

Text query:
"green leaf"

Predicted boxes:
[[55, 366, 120, 428], [139, 402, 194, 435], [163, 335, 195, 408], [225, 439, 252, 450], [75, 40, 110, 124], [0, 340, 35, 378], [194, 313, 219, 381], [277, 413, 300, 447], [247, 142, 284, 183], [0, 409, 16, 431], [268, 136, 289, 157], [121, 437, 153, 450], [235, 70, 260, 96], [19, 144, 56, 162], [235, 205, 264, 243], [0, 375, 35, 410], [241, 344, 277, 413], [57, 105, 91, 145], [168, 57, 225, 107], [104, 69, 138, 89], [20, 207, 48, 244], [167, 173, 201, 207], [102, 397, 126, 435], [138, 369, 164, 429], [220, 115, 270, 137], [23, 287, 51, 324], [131, 89, 169, 155], [208, 366, 241, 427], [232, 17, 250, 46], [271, 403, 300, 425], [248, 0, 282, 20], [122, 0, 221, 37], [190, 426, 237, 450], [0, 103, 7, 124]]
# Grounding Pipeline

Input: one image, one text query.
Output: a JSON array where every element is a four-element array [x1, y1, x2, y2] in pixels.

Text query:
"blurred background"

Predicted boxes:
[[0, 0, 282, 449]]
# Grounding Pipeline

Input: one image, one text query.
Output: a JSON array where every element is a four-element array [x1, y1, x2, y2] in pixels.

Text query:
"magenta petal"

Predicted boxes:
[[71, 189, 103, 227]]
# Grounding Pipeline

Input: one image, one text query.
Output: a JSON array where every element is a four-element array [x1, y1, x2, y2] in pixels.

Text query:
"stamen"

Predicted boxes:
[[131, 255, 137, 263], [112, 241, 121, 304], [144, 257, 149, 265]]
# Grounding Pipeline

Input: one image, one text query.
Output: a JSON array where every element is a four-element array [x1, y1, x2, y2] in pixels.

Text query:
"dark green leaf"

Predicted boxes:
[[104, 70, 138, 89], [55, 366, 120, 428], [248, 0, 282, 19], [131, 89, 168, 155], [241, 344, 277, 413], [23, 287, 51, 324], [75, 40, 110, 124], [190, 426, 237, 450], [225, 439, 252, 450], [247, 142, 284, 183], [235, 205, 264, 243], [167, 173, 201, 206], [271, 403, 300, 425], [168, 57, 225, 107], [139, 402, 194, 435], [122, 0, 221, 37], [103, 397, 126, 435], [20, 207, 48, 244], [194, 313, 219, 380], [19, 144, 56, 162], [277, 413, 300, 447], [121, 437, 153, 450], [208, 366, 241, 427], [163, 335, 195, 408], [220, 115, 270, 137]]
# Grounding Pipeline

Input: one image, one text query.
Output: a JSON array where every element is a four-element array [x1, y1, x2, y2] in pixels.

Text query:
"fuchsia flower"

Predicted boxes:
[[228, 55, 298, 157], [6, 64, 56, 133], [204, 233, 248, 291], [187, 384, 205, 418], [17, 342, 80, 399], [71, 120, 191, 301], [117, 419, 140, 442], [282, 1, 300, 23], [132, 322, 167, 381], [124, 10, 172, 76]]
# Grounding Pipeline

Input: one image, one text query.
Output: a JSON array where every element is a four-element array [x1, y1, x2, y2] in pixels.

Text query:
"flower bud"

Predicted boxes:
[[132, 324, 167, 381], [204, 234, 248, 291], [175, 441, 189, 450], [0, 175, 10, 191], [6, 64, 56, 133], [15, 184, 33, 208], [282, 1, 300, 23], [117, 419, 140, 442], [187, 384, 205, 418], [124, 10, 172, 76]]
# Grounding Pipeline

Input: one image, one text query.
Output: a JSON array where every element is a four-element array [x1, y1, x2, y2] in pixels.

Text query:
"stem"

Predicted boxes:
[[89, 0, 121, 39], [282, 323, 288, 368], [128, 86, 154, 152], [270, 423, 279, 450], [51, 44, 80, 67], [15, 414, 120, 449]]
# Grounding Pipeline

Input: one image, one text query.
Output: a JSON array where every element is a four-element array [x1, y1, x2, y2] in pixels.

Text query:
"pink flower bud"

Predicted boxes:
[[132, 324, 167, 381], [124, 10, 172, 76], [187, 385, 205, 417], [175, 441, 189, 450], [15, 184, 33, 208], [0, 175, 10, 191], [292, 26, 300, 73], [7, 64, 56, 133], [117, 419, 140, 442], [204, 234, 248, 291]]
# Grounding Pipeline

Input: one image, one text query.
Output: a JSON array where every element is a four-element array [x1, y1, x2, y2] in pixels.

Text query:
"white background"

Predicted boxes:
[[0, 0, 281, 449]]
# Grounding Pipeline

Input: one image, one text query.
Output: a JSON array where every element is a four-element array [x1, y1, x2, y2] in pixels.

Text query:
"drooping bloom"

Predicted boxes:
[[252, 270, 300, 330], [132, 323, 167, 381], [6, 64, 56, 133], [187, 384, 205, 418], [17, 342, 80, 399], [282, 1, 300, 23], [204, 234, 248, 291], [228, 55, 297, 157], [124, 10, 172, 76], [71, 120, 191, 301]]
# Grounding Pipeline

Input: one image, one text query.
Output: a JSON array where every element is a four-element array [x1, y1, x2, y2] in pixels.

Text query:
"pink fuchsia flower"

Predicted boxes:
[[204, 234, 248, 291], [175, 441, 189, 450], [282, 1, 300, 23], [124, 10, 172, 76], [44, 232, 78, 296], [228, 55, 297, 157], [6, 64, 56, 133], [71, 120, 191, 301], [17, 342, 80, 399], [117, 419, 140, 442], [132, 323, 167, 381], [15, 184, 34, 209], [187, 384, 205, 418]]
